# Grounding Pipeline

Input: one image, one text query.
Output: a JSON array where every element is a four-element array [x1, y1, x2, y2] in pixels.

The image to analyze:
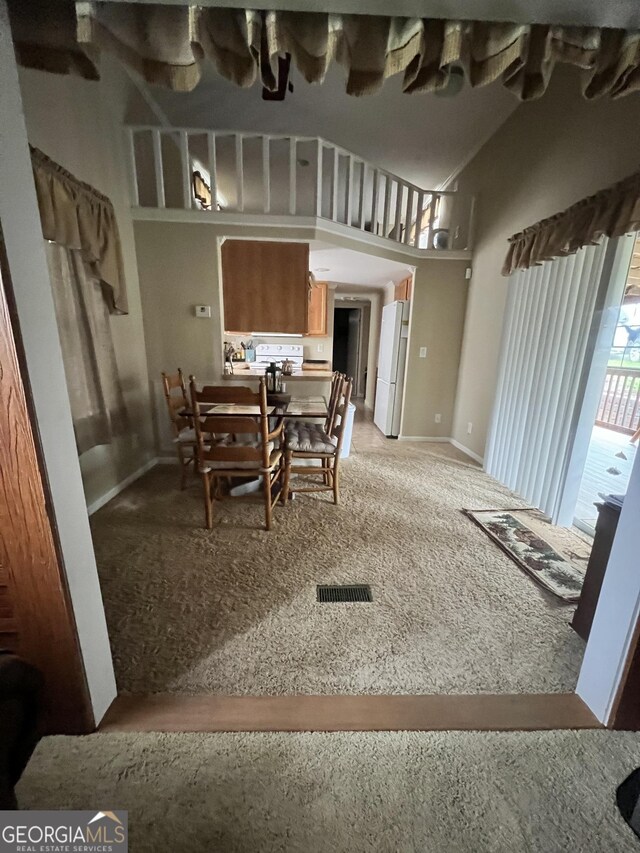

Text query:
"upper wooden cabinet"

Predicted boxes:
[[394, 275, 413, 301], [307, 281, 328, 337], [222, 240, 309, 334]]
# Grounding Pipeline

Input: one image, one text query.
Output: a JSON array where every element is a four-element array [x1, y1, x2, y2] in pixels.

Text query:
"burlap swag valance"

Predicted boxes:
[[10, 3, 640, 101], [31, 147, 127, 312], [503, 171, 640, 276]]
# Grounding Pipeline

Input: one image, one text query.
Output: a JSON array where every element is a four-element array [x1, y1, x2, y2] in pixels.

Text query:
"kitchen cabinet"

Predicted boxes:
[[222, 240, 309, 334], [307, 281, 328, 336], [394, 275, 412, 301]]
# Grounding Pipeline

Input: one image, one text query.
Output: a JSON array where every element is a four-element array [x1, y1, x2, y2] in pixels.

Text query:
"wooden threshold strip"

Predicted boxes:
[[99, 693, 601, 733]]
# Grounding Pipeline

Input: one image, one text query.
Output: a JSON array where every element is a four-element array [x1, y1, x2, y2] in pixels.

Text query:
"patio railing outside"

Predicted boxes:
[[596, 367, 640, 434]]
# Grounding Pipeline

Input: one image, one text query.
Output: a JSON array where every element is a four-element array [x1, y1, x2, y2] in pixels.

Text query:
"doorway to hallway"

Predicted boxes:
[[332, 304, 365, 396]]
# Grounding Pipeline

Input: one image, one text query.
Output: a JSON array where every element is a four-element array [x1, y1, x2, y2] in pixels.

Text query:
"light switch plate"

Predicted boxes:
[[419, 346, 427, 358], [195, 305, 211, 318]]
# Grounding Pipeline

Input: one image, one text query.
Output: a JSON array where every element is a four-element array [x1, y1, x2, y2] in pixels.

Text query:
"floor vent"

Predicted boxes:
[[317, 584, 372, 603]]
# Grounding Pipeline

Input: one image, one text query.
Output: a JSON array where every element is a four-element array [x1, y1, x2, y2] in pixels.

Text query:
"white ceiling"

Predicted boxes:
[[309, 241, 412, 288], [137, 63, 518, 189]]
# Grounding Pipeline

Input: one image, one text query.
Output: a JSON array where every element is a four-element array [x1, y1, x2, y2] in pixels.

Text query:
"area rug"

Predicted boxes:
[[463, 509, 586, 602]]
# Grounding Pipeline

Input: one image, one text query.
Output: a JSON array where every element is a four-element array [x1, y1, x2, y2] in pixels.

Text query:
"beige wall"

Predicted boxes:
[[401, 259, 469, 438], [452, 66, 640, 459], [18, 59, 155, 508]]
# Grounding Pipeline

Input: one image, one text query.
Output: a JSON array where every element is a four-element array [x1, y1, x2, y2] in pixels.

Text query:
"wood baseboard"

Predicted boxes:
[[99, 693, 601, 733]]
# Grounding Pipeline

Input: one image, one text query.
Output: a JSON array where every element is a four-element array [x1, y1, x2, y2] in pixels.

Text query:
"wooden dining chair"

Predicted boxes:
[[189, 377, 284, 530], [325, 372, 345, 433], [162, 368, 197, 489], [282, 376, 353, 506], [285, 372, 344, 437]]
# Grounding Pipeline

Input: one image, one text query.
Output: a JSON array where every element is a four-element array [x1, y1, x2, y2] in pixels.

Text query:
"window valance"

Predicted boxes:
[[9, 3, 640, 101], [31, 147, 127, 313], [503, 170, 640, 275]]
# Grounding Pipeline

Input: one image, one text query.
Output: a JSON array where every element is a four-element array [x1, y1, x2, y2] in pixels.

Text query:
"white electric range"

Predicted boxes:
[[248, 343, 304, 370]]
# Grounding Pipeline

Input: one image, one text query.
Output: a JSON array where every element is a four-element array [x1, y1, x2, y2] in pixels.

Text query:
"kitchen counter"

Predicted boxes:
[[223, 366, 333, 381]]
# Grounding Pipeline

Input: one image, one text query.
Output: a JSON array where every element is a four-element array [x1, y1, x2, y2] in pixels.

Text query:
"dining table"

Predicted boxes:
[[179, 396, 328, 420], [180, 395, 329, 498]]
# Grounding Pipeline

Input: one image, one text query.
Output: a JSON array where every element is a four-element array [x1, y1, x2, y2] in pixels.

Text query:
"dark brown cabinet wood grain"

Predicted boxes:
[[222, 240, 309, 334]]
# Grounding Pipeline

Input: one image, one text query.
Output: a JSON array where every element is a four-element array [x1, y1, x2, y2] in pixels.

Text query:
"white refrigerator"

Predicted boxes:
[[374, 300, 410, 437]]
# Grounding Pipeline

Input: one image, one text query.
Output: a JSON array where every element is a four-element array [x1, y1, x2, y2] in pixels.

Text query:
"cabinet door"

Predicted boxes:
[[394, 275, 412, 301], [222, 240, 309, 333], [307, 281, 327, 336]]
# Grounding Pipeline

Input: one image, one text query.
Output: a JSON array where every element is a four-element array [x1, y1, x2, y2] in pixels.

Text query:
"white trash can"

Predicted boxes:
[[340, 402, 356, 458]]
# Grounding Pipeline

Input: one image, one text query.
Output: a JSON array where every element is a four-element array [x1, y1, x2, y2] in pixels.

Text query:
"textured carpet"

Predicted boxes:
[[17, 730, 640, 852], [90, 439, 586, 695]]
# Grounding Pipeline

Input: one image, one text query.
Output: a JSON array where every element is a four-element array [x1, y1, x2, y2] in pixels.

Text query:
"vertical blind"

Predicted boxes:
[[485, 239, 609, 522]]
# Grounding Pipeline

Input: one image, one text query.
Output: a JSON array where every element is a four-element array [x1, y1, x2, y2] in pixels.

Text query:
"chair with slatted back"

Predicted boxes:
[[285, 372, 343, 437], [189, 377, 284, 530], [325, 372, 345, 433], [162, 369, 197, 489], [282, 376, 353, 506]]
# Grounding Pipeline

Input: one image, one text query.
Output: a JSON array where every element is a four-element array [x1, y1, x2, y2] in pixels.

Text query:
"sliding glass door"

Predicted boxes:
[[486, 234, 636, 526]]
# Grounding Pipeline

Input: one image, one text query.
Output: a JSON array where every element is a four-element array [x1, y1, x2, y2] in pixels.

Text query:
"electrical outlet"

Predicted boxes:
[[195, 305, 211, 318], [419, 346, 427, 358], [435, 413, 442, 424], [467, 422, 473, 434], [317, 343, 324, 353]]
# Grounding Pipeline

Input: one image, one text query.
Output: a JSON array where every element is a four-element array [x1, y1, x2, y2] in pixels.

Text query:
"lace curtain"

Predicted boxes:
[[46, 242, 128, 455]]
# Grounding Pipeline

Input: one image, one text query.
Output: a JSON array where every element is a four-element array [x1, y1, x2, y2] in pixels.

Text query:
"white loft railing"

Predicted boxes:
[[126, 125, 475, 252]]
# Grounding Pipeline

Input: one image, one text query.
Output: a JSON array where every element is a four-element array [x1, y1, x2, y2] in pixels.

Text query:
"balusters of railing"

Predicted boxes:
[[289, 137, 297, 215], [382, 174, 391, 238], [207, 132, 218, 212], [358, 162, 367, 230], [151, 129, 166, 208], [346, 155, 354, 226], [262, 136, 270, 214], [316, 140, 323, 217], [126, 126, 475, 251], [235, 135, 244, 212], [127, 128, 139, 207], [414, 191, 424, 248], [179, 131, 192, 210], [331, 147, 339, 222], [393, 182, 403, 242], [371, 168, 379, 236], [404, 187, 413, 245], [426, 192, 437, 248]]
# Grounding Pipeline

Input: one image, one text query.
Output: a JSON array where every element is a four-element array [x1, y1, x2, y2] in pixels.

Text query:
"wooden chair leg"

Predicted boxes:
[[203, 472, 213, 529], [176, 443, 188, 490], [332, 459, 340, 505], [263, 472, 273, 530], [281, 451, 292, 505]]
